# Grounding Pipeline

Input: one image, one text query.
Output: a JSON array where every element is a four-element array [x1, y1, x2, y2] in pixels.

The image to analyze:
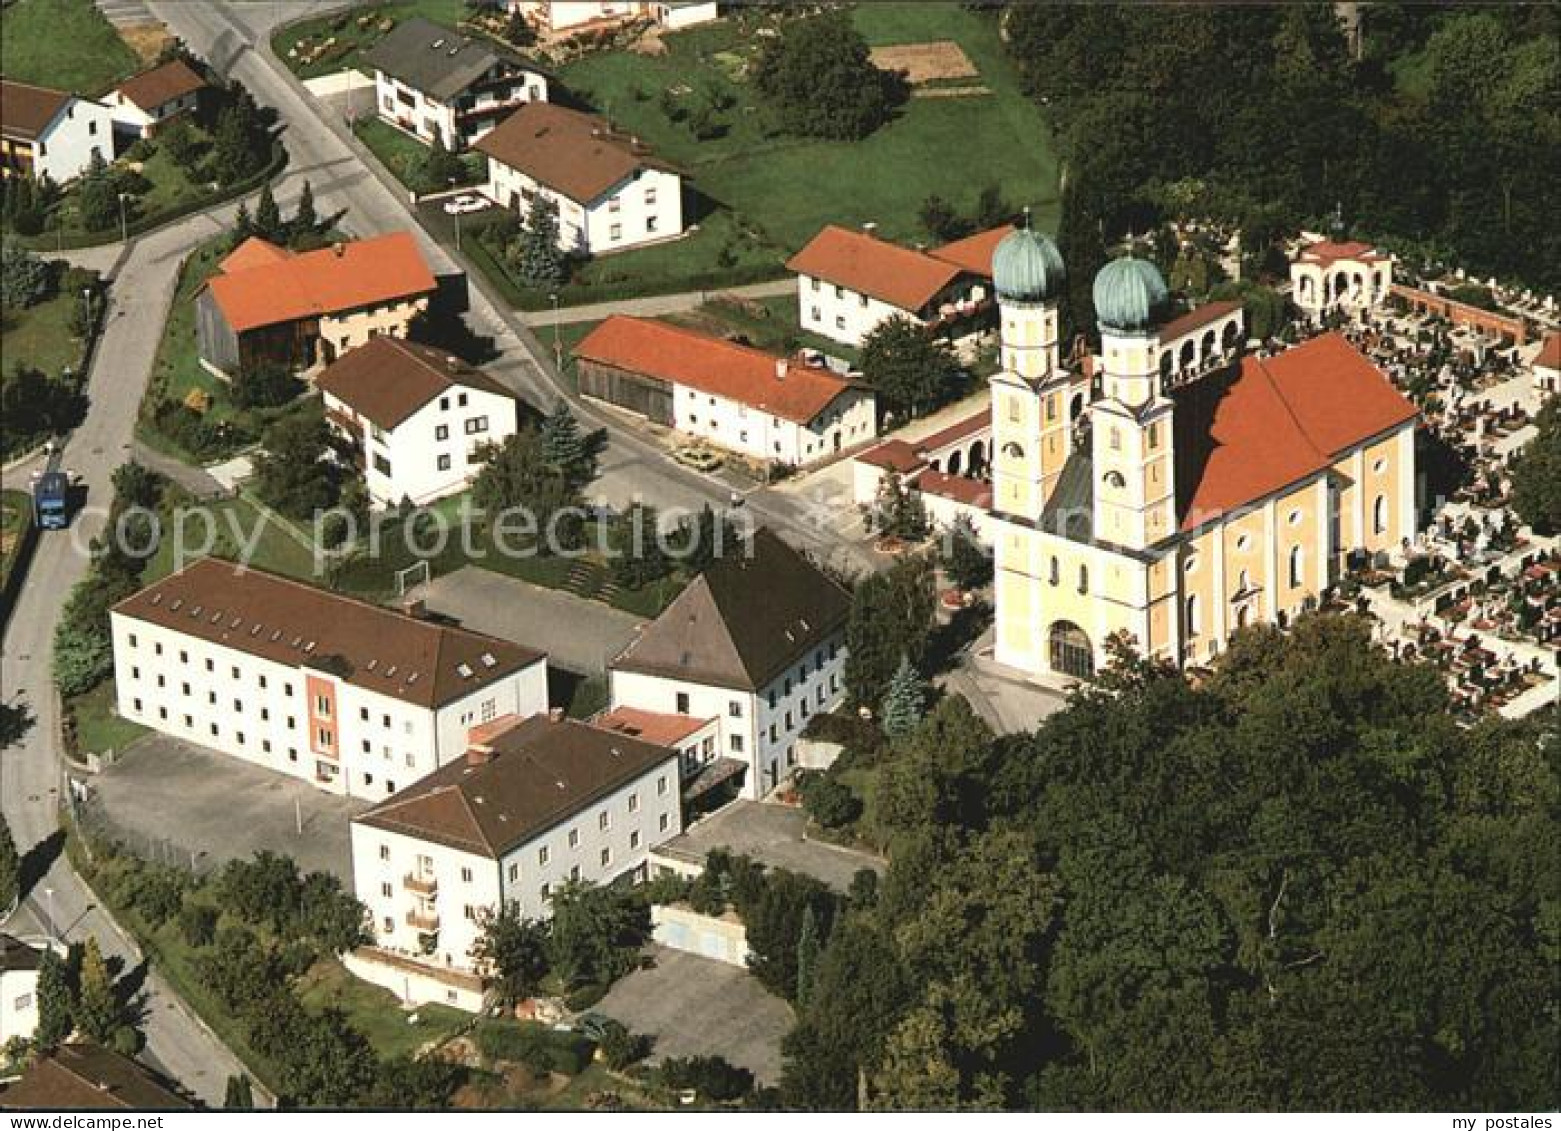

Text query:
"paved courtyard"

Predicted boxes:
[[84, 735, 366, 881], [595, 945, 793, 1084], [656, 800, 884, 891], [421, 566, 645, 675]]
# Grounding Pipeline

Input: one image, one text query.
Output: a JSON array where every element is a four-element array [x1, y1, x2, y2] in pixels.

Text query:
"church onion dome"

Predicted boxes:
[[992, 227, 1065, 303], [1093, 255, 1170, 333]]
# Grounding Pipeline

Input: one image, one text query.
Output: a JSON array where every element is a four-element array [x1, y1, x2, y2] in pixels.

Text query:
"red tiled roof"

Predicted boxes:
[[0, 79, 70, 140], [917, 469, 991, 508], [857, 438, 922, 473], [787, 225, 962, 313], [1159, 299, 1242, 343], [595, 706, 713, 747], [1299, 239, 1386, 264], [115, 59, 206, 112], [927, 223, 1013, 278], [474, 102, 675, 204], [575, 315, 860, 425], [913, 409, 989, 454], [1535, 332, 1561, 371], [204, 233, 437, 334], [1175, 332, 1416, 530]]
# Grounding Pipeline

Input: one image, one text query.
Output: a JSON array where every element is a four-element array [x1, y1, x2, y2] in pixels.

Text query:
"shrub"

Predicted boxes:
[[474, 1022, 594, 1076], [656, 1055, 754, 1102], [800, 773, 862, 829], [598, 1019, 653, 1070], [178, 900, 218, 948]]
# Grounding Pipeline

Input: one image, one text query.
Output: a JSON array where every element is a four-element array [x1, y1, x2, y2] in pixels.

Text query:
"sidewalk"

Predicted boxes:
[[519, 277, 796, 327]]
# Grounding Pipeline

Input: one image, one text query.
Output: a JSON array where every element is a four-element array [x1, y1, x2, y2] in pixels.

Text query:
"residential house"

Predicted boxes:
[[318, 336, 519, 506], [110, 558, 549, 800], [105, 59, 207, 140], [364, 17, 548, 150], [786, 222, 1010, 349], [0, 79, 114, 182], [0, 935, 44, 1045], [475, 102, 683, 254], [509, 2, 719, 33], [0, 1043, 191, 1111], [574, 315, 876, 467], [194, 232, 438, 378], [348, 710, 682, 1009], [608, 528, 851, 799]]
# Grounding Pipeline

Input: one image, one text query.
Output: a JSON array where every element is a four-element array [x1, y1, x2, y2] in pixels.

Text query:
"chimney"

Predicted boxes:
[[467, 743, 494, 766], [775, 358, 789, 381], [332, 242, 346, 258], [401, 596, 427, 619]]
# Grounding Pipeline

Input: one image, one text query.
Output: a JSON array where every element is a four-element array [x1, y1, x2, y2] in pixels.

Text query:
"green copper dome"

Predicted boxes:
[[1092, 255, 1169, 332], [992, 227, 1065, 303]]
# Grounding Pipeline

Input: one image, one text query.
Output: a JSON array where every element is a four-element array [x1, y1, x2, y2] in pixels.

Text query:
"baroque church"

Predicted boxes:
[[985, 227, 1419, 679]]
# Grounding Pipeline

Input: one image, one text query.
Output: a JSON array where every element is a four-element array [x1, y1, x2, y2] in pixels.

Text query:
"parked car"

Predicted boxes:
[[443, 193, 488, 215]]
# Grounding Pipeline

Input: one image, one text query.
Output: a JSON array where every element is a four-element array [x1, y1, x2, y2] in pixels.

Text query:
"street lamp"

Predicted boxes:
[[116, 192, 130, 244], [449, 176, 462, 252], [549, 292, 562, 371], [43, 886, 55, 945], [81, 286, 93, 331]]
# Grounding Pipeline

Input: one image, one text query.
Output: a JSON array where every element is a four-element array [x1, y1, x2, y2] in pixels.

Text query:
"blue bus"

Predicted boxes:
[[32, 471, 70, 530]]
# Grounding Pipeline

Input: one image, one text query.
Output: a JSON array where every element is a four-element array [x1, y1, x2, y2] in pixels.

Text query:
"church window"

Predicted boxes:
[[1103, 471, 1126, 489], [1049, 557, 1059, 586], [1288, 545, 1304, 587], [1237, 569, 1251, 594], [1186, 594, 1200, 635], [1372, 495, 1387, 534], [1184, 554, 1199, 574], [1008, 396, 1021, 424], [1109, 427, 1121, 451], [1002, 442, 1024, 459], [1078, 565, 1089, 595], [1288, 509, 1302, 526], [1147, 422, 1159, 449], [1046, 396, 1056, 422]]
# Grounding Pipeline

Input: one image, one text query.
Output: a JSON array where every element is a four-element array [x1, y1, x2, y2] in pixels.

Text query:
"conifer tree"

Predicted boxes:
[[880, 655, 925, 740], [33, 948, 75, 1049], [224, 1074, 255, 1110], [795, 904, 821, 1007], [291, 179, 318, 241], [0, 816, 18, 913], [515, 196, 566, 288], [232, 200, 253, 243], [254, 181, 282, 243], [541, 400, 588, 487], [74, 937, 119, 1044]]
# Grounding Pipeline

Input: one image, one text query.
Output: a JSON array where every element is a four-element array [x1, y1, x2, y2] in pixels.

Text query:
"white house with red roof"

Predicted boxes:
[[573, 315, 876, 467], [1290, 235, 1394, 321], [1531, 332, 1560, 395], [786, 223, 1012, 348], [0, 79, 114, 182]]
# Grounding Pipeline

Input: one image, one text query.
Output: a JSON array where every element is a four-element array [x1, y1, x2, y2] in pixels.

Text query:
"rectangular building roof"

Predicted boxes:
[[114, 59, 207, 112], [574, 315, 861, 425], [475, 102, 674, 205], [364, 16, 539, 103], [203, 233, 438, 334], [354, 712, 678, 857], [0, 78, 70, 140], [786, 224, 963, 313], [317, 336, 515, 431], [112, 558, 544, 710]]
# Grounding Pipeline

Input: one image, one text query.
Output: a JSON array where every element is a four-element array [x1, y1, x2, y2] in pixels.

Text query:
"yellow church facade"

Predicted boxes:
[[983, 230, 1418, 679]]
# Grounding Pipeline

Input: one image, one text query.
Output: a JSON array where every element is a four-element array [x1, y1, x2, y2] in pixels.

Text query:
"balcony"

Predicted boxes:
[[405, 909, 440, 931], [403, 872, 438, 897]]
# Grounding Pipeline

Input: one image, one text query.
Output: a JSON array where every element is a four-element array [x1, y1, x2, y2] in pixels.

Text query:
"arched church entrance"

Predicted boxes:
[[1048, 621, 1094, 680]]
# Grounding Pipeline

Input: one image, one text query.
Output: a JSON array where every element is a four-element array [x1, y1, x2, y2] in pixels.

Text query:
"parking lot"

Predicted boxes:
[[83, 734, 366, 881], [595, 945, 794, 1084]]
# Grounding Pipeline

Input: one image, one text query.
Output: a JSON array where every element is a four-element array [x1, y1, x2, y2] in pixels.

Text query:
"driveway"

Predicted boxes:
[[420, 566, 645, 674], [596, 945, 793, 1084], [656, 800, 884, 891], [85, 735, 366, 882]]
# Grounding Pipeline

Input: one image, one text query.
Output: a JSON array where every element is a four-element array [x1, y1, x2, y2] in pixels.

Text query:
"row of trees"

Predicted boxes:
[[776, 615, 1559, 1109]]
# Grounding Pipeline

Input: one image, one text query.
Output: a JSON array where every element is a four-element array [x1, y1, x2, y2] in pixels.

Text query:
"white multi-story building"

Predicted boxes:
[[364, 17, 548, 150], [110, 559, 549, 801], [319, 336, 520, 507], [509, 1, 719, 33], [574, 315, 877, 467], [105, 59, 207, 141], [786, 223, 1008, 349], [0, 935, 44, 1045], [476, 102, 683, 255], [348, 710, 682, 1009], [0, 80, 114, 183], [608, 528, 851, 799]]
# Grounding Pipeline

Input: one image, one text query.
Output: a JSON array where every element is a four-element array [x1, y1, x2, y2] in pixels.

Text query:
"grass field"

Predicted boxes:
[[0, 489, 33, 598], [66, 681, 149, 757], [353, 118, 484, 193], [557, 4, 1061, 252], [295, 959, 470, 1060], [274, 0, 473, 80], [0, 0, 141, 95], [0, 288, 86, 378]]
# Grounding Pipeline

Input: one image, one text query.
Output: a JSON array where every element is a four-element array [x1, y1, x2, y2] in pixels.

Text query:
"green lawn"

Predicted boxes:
[[0, 287, 87, 378], [142, 494, 321, 585], [274, 0, 476, 80], [353, 118, 483, 193], [558, 4, 1061, 252], [66, 681, 149, 757], [0, 0, 140, 96], [0, 489, 33, 597], [294, 960, 470, 1060]]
